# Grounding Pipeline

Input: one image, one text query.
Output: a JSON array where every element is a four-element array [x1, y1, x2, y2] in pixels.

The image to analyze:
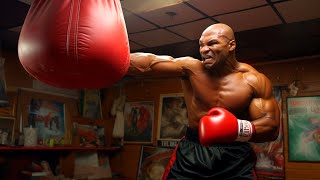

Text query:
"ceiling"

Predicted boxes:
[[0, 0, 320, 64]]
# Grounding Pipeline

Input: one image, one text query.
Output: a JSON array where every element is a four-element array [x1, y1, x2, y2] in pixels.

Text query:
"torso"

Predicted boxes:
[[181, 61, 257, 129]]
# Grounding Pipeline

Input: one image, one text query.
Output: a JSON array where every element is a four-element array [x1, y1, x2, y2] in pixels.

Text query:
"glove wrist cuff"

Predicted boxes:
[[235, 119, 254, 142]]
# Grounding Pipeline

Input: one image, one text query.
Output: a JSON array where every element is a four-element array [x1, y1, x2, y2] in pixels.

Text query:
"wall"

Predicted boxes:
[[3, 50, 320, 180], [2, 49, 33, 89], [254, 56, 320, 180], [108, 78, 183, 178]]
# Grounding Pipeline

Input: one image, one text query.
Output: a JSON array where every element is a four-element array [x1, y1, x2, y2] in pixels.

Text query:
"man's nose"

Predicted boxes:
[[200, 45, 210, 53]]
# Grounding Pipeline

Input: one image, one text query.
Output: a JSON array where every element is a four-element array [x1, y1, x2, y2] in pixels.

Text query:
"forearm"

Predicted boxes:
[[128, 53, 174, 76], [250, 117, 279, 143]]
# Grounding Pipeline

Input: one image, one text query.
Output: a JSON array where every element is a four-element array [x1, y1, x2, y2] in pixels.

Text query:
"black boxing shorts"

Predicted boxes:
[[163, 127, 257, 180]]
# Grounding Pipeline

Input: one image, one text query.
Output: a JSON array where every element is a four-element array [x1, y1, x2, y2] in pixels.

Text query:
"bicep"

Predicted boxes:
[[249, 96, 280, 142], [246, 72, 280, 141], [249, 97, 279, 122], [246, 71, 279, 121]]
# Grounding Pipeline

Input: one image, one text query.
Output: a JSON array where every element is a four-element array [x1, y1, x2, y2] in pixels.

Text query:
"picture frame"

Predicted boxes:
[[287, 95, 320, 162], [82, 90, 103, 119], [137, 146, 174, 180], [157, 93, 188, 147], [73, 122, 105, 147], [0, 91, 17, 118], [17, 88, 78, 146], [0, 57, 8, 107], [123, 101, 154, 144]]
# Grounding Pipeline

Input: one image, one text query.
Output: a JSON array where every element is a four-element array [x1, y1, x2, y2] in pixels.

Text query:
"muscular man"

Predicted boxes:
[[128, 23, 280, 179]]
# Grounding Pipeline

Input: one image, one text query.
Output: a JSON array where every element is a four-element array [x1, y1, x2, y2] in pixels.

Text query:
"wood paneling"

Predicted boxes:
[[3, 50, 33, 89]]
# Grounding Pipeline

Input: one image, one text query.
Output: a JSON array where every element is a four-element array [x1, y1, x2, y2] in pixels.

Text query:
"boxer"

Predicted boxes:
[[128, 23, 280, 179]]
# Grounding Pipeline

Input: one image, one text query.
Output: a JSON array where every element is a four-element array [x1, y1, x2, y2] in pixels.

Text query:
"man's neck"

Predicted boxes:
[[209, 57, 239, 77]]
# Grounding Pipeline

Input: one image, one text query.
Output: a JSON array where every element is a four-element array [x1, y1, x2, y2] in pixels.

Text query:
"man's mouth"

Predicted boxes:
[[202, 56, 214, 63]]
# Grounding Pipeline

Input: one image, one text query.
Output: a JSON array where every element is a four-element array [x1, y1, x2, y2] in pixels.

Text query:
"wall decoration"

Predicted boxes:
[[0, 91, 17, 118], [287, 95, 320, 161], [123, 101, 154, 144], [82, 89, 103, 119], [0, 57, 8, 106], [157, 93, 188, 147], [18, 88, 77, 146], [73, 122, 105, 147], [137, 146, 174, 180], [26, 98, 65, 145]]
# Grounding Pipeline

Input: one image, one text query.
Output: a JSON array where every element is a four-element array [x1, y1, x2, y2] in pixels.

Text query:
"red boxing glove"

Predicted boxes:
[[199, 107, 255, 146]]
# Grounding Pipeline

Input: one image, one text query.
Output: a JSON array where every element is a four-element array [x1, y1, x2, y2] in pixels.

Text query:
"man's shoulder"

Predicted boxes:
[[175, 56, 201, 62], [238, 62, 259, 73], [239, 63, 272, 97], [175, 56, 203, 70]]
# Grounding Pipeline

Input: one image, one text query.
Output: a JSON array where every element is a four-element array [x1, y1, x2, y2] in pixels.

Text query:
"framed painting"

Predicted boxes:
[[137, 146, 174, 180], [82, 89, 102, 119], [123, 101, 154, 144], [287, 96, 320, 161], [17, 88, 78, 146], [73, 122, 105, 147], [157, 93, 188, 147], [0, 91, 17, 118], [0, 57, 8, 106]]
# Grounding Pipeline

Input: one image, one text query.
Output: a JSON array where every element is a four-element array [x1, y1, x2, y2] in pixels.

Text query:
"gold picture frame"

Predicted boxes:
[[16, 88, 78, 146]]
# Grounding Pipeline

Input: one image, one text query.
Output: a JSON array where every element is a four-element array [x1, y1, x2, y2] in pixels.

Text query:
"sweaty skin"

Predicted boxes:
[[128, 23, 280, 143]]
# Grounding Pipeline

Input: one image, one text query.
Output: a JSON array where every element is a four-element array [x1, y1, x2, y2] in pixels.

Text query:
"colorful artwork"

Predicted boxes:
[[137, 146, 174, 180], [74, 123, 105, 147], [82, 90, 102, 119], [287, 96, 320, 161], [124, 101, 154, 143], [251, 86, 285, 179], [158, 93, 188, 144], [27, 98, 65, 145]]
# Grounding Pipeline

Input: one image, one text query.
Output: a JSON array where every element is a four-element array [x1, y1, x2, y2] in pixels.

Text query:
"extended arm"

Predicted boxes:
[[128, 53, 186, 77]]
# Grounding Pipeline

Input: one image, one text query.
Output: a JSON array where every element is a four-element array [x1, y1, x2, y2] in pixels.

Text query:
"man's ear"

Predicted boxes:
[[228, 40, 236, 51]]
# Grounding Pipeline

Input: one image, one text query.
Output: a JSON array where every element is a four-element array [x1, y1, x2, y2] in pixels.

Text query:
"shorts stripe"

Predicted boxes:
[[162, 137, 185, 180]]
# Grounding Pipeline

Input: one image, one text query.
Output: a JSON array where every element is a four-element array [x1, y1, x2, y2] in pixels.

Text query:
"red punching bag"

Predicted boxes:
[[18, 0, 130, 89]]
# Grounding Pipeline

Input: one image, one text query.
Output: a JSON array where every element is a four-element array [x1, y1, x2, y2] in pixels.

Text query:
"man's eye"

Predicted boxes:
[[208, 42, 217, 46]]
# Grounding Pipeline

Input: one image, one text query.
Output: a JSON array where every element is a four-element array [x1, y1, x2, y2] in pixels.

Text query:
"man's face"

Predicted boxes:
[[199, 30, 231, 70]]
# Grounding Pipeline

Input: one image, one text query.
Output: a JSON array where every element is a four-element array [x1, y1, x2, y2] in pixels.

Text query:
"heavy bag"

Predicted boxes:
[[18, 0, 130, 89]]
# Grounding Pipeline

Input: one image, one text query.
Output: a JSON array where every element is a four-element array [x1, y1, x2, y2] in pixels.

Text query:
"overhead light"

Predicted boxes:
[[18, 0, 34, 5], [8, 26, 22, 33], [165, 11, 177, 17]]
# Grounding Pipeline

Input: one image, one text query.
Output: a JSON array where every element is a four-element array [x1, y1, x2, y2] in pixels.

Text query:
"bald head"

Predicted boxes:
[[202, 23, 235, 41]]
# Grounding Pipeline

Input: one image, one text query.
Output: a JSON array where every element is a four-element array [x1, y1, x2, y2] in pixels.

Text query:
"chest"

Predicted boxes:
[[186, 73, 254, 114]]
